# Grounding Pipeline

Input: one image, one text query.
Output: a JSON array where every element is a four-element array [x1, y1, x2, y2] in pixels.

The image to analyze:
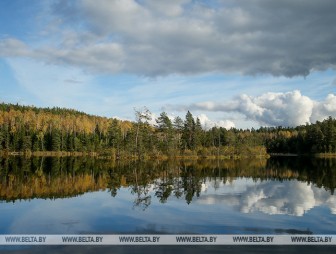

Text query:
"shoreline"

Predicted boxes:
[[2, 151, 336, 159], [0, 150, 269, 160]]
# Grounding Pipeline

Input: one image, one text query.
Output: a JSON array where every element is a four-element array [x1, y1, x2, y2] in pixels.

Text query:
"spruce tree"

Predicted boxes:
[[182, 111, 195, 150]]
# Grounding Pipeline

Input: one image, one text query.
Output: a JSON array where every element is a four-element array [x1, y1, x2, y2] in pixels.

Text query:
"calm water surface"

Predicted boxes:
[[0, 157, 336, 253], [1, 157, 335, 234]]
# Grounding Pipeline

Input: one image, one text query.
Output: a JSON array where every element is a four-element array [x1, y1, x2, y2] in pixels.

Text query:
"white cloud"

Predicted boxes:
[[311, 94, 336, 123], [197, 113, 235, 130], [197, 179, 336, 217], [240, 181, 317, 216], [241, 90, 314, 126], [1, 0, 336, 77], [171, 91, 336, 127]]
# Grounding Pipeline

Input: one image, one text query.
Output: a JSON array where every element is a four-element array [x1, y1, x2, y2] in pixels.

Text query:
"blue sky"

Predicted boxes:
[[0, 0, 335, 129]]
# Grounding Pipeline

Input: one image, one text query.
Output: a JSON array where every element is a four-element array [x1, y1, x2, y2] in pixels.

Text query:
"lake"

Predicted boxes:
[[0, 156, 336, 253]]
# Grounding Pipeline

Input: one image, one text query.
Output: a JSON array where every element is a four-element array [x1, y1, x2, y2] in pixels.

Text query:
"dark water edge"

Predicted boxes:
[[1, 246, 336, 254]]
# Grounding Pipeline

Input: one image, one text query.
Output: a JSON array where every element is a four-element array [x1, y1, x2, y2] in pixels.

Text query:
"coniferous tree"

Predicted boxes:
[[51, 130, 61, 151], [173, 116, 184, 149], [156, 112, 173, 152], [182, 111, 195, 150], [194, 117, 203, 148], [108, 119, 123, 152]]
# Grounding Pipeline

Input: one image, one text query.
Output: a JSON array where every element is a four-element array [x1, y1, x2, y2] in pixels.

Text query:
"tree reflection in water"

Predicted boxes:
[[0, 157, 335, 211]]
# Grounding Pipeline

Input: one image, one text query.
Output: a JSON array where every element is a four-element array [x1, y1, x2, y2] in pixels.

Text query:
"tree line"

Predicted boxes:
[[0, 102, 335, 158], [261, 116, 336, 154]]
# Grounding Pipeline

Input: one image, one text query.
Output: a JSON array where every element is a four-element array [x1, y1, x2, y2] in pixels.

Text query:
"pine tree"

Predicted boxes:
[[108, 118, 123, 156], [182, 111, 195, 150], [194, 117, 203, 148], [156, 112, 173, 152], [173, 116, 184, 149]]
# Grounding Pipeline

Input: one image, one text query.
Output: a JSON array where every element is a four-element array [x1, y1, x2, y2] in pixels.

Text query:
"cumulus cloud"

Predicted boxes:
[[239, 181, 317, 216], [197, 180, 336, 216], [1, 0, 336, 76], [168, 91, 336, 127], [197, 113, 235, 130], [311, 94, 336, 123]]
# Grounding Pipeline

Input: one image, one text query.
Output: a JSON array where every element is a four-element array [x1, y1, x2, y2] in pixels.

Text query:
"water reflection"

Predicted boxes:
[[0, 156, 335, 217], [197, 179, 336, 216]]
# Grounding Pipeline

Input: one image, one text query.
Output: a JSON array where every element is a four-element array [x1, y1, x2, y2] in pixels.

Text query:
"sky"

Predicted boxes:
[[0, 0, 336, 129]]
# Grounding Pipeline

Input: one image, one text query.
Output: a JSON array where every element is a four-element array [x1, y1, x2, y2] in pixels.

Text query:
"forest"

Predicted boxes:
[[0, 102, 336, 158]]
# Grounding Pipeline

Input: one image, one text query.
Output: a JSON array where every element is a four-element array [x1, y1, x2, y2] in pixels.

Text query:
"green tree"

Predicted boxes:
[[173, 116, 184, 149], [182, 111, 195, 150], [156, 112, 173, 152], [194, 117, 203, 148], [108, 119, 123, 152], [0, 129, 4, 150], [325, 117, 336, 153], [51, 130, 61, 151], [22, 135, 32, 151]]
